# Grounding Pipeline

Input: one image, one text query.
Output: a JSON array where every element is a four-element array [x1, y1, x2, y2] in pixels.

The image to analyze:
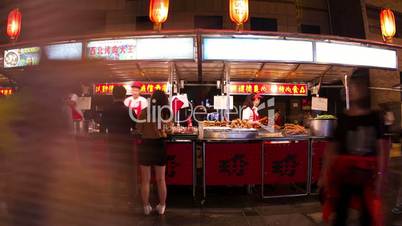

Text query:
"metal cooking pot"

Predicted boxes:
[[310, 119, 336, 137]]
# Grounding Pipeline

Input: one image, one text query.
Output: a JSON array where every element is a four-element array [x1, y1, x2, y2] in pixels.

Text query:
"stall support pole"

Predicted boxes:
[[344, 74, 350, 110], [169, 62, 174, 100], [202, 141, 207, 203], [261, 141, 265, 200], [192, 141, 196, 199], [307, 138, 313, 194], [224, 63, 230, 121]]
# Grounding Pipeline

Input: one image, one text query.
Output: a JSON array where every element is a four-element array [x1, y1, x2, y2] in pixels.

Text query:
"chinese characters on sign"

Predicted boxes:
[[206, 143, 261, 185], [0, 87, 13, 96], [87, 38, 195, 61], [95, 82, 168, 95], [219, 154, 248, 176], [229, 82, 308, 96], [165, 143, 193, 186], [272, 155, 298, 177], [264, 141, 308, 184], [87, 39, 137, 60]]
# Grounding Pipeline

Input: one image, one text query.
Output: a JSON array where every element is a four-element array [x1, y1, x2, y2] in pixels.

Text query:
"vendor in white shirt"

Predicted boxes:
[[124, 81, 148, 118], [242, 93, 261, 121]]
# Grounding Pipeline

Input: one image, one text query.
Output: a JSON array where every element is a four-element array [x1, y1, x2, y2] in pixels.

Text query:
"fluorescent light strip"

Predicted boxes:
[[203, 38, 314, 62], [45, 42, 82, 60], [136, 38, 195, 60], [315, 42, 397, 69]]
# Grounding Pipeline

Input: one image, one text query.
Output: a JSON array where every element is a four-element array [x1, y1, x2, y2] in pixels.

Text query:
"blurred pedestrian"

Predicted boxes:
[[320, 71, 387, 226], [136, 90, 171, 215], [101, 86, 136, 212]]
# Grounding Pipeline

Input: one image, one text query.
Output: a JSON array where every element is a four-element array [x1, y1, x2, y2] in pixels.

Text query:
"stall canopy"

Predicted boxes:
[[0, 30, 399, 84]]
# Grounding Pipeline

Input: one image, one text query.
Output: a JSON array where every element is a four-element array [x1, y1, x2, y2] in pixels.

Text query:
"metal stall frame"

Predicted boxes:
[[201, 139, 263, 201], [260, 137, 311, 199], [166, 138, 197, 199]]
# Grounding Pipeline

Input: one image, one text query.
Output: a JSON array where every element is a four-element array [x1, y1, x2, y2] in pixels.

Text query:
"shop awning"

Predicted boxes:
[[0, 30, 398, 84]]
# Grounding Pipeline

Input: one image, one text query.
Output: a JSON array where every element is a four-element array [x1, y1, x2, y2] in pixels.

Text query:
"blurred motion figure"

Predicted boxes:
[[101, 86, 136, 212], [320, 71, 387, 226]]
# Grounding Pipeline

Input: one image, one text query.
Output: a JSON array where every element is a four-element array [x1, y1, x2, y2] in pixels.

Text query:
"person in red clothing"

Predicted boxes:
[[67, 93, 83, 121], [320, 71, 387, 226], [274, 109, 283, 127], [242, 93, 261, 122], [124, 81, 148, 118]]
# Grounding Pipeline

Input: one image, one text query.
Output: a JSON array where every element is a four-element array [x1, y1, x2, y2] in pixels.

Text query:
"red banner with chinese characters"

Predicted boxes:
[[95, 82, 168, 95], [205, 142, 261, 185], [165, 142, 194, 185], [0, 87, 13, 96], [230, 82, 308, 96], [264, 140, 308, 184], [311, 140, 328, 184]]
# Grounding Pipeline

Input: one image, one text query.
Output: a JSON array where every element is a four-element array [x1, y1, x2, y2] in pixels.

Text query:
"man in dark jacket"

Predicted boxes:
[[101, 86, 136, 213]]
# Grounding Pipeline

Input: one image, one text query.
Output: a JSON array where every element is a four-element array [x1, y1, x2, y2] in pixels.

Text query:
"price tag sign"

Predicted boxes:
[[214, 96, 233, 110], [311, 97, 328, 111], [77, 97, 92, 110]]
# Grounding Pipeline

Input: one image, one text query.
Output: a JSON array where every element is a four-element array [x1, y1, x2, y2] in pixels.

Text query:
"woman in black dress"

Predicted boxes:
[[136, 90, 171, 215]]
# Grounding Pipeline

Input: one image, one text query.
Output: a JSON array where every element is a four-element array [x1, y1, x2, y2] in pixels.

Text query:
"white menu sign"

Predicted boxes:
[[311, 97, 328, 111]]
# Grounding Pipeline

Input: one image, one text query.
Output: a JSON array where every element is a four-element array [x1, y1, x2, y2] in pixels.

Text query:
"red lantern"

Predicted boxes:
[[380, 8, 396, 43], [229, 0, 249, 30], [149, 0, 169, 31], [7, 8, 22, 41]]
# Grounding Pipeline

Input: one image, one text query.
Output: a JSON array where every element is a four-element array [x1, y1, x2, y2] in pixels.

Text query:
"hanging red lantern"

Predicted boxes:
[[380, 8, 396, 43], [149, 0, 169, 31], [7, 8, 22, 41], [229, 0, 249, 30]]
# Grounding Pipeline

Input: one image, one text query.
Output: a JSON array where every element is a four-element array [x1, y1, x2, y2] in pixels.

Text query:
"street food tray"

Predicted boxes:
[[201, 127, 258, 139]]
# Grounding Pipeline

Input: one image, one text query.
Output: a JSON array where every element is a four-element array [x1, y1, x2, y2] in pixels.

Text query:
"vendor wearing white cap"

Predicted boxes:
[[124, 81, 148, 118]]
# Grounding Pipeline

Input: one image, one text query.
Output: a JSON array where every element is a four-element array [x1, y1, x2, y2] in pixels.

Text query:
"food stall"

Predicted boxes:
[[83, 36, 199, 197], [0, 29, 399, 200]]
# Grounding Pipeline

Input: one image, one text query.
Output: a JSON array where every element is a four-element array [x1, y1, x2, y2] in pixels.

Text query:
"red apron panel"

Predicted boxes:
[[165, 142, 193, 185], [205, 142, 262, 185], [264, 140, 308, 184]]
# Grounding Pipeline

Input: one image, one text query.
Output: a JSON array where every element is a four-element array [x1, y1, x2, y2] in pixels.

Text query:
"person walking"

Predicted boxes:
[[320, 71, 388, 226], [136, 90, 171, 215], [101, 86, 136, 212]]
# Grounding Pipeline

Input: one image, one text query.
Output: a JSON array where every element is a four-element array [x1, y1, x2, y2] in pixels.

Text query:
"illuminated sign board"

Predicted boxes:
[[229, 82, 308, 96], [315, 42, 397, 69], [45, 42, 82, 60], [4, 47, 41, 68], [87, 37, 195, 61], [203, 37, 314, 62], [95, 82, 169, 95], [0, 87, 13, 96]]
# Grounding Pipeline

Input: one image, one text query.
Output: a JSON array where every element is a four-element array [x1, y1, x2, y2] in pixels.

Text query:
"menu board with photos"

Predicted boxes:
[[4, 47, 41, 68]]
